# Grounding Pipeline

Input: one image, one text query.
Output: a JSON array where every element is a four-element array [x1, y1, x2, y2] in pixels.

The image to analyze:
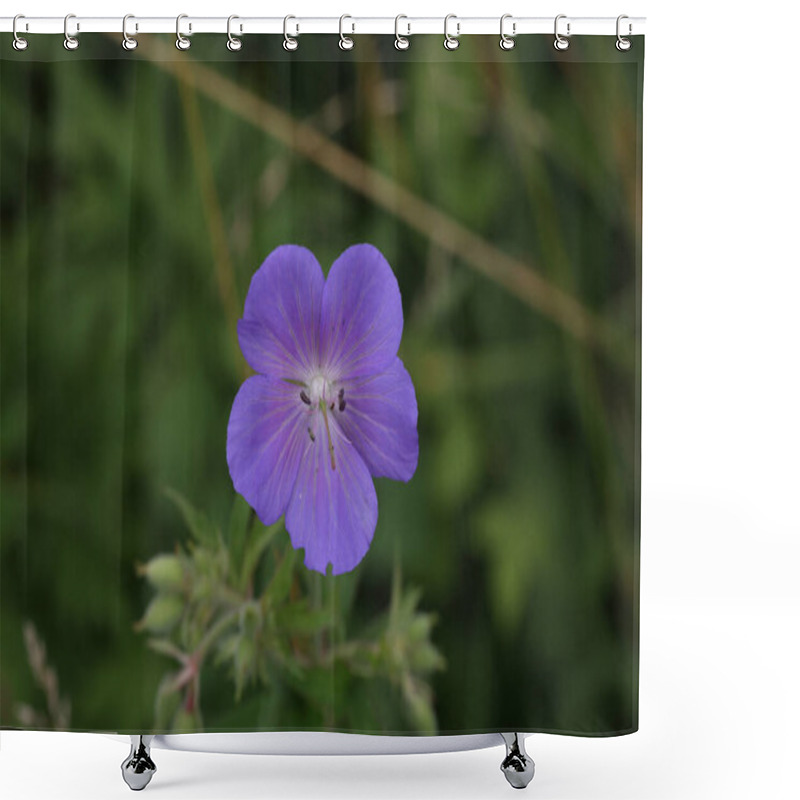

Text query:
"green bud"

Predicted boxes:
[[135, 594, 184, 634], [139, 555, 184, 593]]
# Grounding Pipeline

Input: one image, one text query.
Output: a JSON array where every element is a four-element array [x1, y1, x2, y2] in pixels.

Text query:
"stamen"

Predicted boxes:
[[338, 388, 346, 413], [300, 390, 311, 406], [319, 400, 336, 470], [307, 427, 316, 442]]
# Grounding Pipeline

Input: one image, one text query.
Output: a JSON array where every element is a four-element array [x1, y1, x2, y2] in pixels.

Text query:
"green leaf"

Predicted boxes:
[[171, 707, 202, 732], [267, 546, 298, 605], [275, 601, 333, 635], [234, 636, 255, 702], [410, 641, 447, 674], [164, 487, 220, 547], [146, 638, 188, 664], [239, 602, 262, 638], [213, 633, 240, 668], [154, 672, 183, 729], [240, 517, 283, 591], [226, 494, 252, 590], [403, 678, 438, 734]]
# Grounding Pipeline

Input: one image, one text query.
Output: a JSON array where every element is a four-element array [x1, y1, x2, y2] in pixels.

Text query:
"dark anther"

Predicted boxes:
[[300, 390, 311, 405], [330, 401, 335, 410], [338, 388, 346, 412], [307, 427, 316, 442]]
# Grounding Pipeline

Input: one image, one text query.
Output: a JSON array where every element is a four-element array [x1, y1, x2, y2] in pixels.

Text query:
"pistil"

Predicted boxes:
[[319, 400, 336, 471]]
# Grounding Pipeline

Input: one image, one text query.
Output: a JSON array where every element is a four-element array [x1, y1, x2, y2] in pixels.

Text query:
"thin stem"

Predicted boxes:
[[136, 40, 630, 366], [193, 607, 240, 663]]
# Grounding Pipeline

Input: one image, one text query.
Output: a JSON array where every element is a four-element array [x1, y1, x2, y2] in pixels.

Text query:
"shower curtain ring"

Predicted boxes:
[[122, 15, 138, 51], [339, 15, 355, 50], [227, 15, 242, 51], [616, 15, 632, 51], [64, 14, 79, 51], [499, 14, 516, 50], [444, 14, 460, 51], [176, 14, 191, 50], [394, 15, 410, 50], [12, 14, 28, 51], [554, 14, 570, 51], [283, 16, 299, 51]]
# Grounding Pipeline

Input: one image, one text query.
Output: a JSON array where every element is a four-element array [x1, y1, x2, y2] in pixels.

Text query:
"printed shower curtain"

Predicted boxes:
[[1, 30, 642, 737]]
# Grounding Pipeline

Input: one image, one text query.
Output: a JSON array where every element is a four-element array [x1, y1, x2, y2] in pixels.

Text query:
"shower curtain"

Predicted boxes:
[[0, 29, 643, 738]]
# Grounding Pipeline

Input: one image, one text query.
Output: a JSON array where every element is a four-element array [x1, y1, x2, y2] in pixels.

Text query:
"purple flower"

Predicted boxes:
[[226, 244, 419, 576]]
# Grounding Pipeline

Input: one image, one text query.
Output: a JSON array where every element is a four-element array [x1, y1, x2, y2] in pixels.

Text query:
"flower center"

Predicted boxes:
[[297, 374, 347, 470], [308, 374, 332, 407]]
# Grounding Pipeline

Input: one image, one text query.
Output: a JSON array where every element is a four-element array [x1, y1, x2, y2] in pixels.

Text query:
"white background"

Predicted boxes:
[[2, 1, 799, 798]]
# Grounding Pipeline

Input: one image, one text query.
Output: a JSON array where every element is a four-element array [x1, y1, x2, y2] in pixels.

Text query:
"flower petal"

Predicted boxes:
[[319, 244, 403, 380], [285, 416, 378, 575], [239, 245, 324, 378], [337, 357, 419, 482], [227, 375, 310, 527]]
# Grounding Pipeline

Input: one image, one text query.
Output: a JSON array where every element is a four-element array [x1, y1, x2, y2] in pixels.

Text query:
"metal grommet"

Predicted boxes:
[[122, 14, 138, 51], [554, 14, 570, 51], [63, 13, 79, 51], [339, 14, 354, 50], [616, 14, 632, 51], [394, 14, 410, 50], [444, 14, 460, 51], [283, 15, 298, 51], [499, 14, 516, 50], [176, 13, 191, 50], [227, 15, 242, 51], [12, 14, 28, 51]]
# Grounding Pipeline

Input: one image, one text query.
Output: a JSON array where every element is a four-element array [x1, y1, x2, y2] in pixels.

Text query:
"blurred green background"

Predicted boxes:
[[1, 34, 642, 735]]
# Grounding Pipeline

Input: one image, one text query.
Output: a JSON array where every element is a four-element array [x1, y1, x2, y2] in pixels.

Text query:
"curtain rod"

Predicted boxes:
[[1, 15, 646, 38]]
